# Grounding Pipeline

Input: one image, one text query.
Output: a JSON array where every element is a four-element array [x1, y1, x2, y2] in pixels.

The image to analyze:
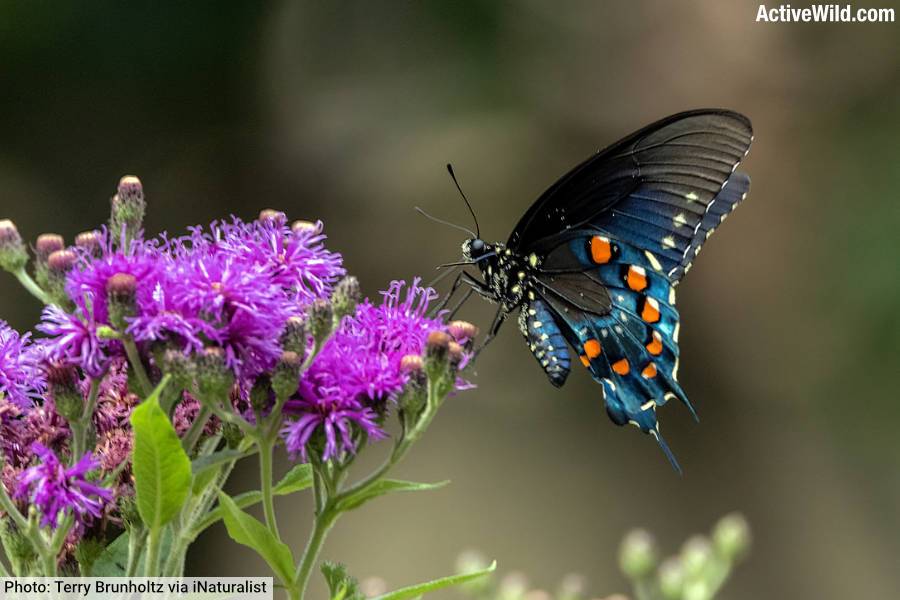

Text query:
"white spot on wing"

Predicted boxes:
[[644, 251, 663, 272]]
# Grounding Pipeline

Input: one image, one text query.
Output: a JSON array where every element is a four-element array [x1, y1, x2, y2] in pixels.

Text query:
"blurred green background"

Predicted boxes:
[[1, 1, 898, 598]]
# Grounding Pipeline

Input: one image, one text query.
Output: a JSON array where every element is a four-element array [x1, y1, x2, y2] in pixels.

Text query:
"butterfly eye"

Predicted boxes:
[[470, 239, 486, 255]]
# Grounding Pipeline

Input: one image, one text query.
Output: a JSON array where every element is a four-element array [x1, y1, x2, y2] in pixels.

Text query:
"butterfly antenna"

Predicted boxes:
[[414, 207, 477, 238], [447, 163, 480, 238]]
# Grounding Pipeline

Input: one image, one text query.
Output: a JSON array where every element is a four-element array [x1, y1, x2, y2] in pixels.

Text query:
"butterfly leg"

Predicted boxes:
[[429, 270, 466, 316], [447, 288, 475, 320], [474, 305, 507, 358]]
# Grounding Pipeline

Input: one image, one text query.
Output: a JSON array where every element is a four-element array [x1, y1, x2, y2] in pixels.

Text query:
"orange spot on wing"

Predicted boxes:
[[590, 236, 612, 264], [583, 339, 602, 359], [579, 355, 590, 368], [646, 331, 663, 356], [612, 358, 630, 375], [641, 297, 661, 323], [626, 265, 648, 291], [641, 363, 658, 378]]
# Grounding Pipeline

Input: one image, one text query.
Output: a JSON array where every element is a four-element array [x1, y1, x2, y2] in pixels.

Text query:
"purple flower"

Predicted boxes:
[[216, 218, 345, 304], [127, 282, 204, 353], [282, 278, 463, 462], [37, 303, 111, 379], [15, 443, 112, 529], [282, 382, 385, 462], [65, 236, 163, 325], [167, 253, 294, 378], [0, 321, 45, 408]]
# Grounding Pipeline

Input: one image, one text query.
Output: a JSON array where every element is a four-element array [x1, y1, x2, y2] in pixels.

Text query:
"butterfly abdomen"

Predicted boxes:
[[518, 300, 571, 387]]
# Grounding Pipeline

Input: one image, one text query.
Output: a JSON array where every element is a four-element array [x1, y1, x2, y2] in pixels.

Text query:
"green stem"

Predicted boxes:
[[143, 528, 162, 576], [72, 379, 100, 463], [259, 434, 280, 538], [292, 507, 336, 600], [13, 269, 53, 305], [123, 337, 153, 397], [182, 406, 212, 453], [0, 485, 29, 534], [337, 381, 440, 503], [126, 528, 146, 577]]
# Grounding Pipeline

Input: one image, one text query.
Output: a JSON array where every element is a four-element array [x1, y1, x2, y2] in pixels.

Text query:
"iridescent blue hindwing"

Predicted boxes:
[[536, 236, 692, 472]]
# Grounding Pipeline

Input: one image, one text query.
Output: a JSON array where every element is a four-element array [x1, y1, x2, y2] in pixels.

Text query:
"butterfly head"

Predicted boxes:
[[461, 238, 488, 261]]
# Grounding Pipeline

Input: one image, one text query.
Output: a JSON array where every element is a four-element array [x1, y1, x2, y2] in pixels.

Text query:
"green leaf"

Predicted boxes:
[[89, 532, 129, 576], [335, 479, 449, 512], [191, 448, 251, 476], [373, 561, 497, 600], [273, 464, 313, 495], [197, 466, 313, 533], [322, 562, 365, 600], [191, 448, 251, 494], [217, 492, 295, 585], [91, 529, 173, 576], [131, 376, 191, 531]]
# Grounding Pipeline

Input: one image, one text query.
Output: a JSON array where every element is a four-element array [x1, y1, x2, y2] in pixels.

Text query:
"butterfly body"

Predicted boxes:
[[453, 110, 753, 472]]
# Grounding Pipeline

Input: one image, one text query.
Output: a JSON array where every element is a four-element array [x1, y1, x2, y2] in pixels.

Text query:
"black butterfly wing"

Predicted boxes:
[[508, 109, 752, 284], [509, 110, 753, 470]]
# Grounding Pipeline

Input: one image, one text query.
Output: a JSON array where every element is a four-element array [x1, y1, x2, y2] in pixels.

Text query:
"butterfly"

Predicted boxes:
[[436, 109, 753, 472]]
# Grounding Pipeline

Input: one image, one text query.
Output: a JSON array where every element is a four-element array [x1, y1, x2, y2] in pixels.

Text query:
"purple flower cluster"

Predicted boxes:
[[0, 321, 44, 408], [282, 279, 469, 462], [38, 218, 344, 381], [15, 443, 113, 529]]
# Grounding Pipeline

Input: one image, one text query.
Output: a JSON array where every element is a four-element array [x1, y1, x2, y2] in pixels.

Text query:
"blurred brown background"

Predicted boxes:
[[1, 1, 898, 598]]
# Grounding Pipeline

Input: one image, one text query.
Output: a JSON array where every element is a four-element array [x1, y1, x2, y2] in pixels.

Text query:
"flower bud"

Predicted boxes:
[[41, 249, 78, 306], [400, 353, 426, 389], [75, 230, 102, 256], [272, 351, 301, 400], [281, 316, 307, 356], [448, 320, 479, 343], [712, 512, 751, 561], [250, 376, 274, 413], [110, 175, 146, 243], [46, 362, 83, 421], [0, 219, 28, 272], [47, 249, 77, 274], [425, 330, 451, 361], [618, 529, 658, 580], [308, 299, 334, 344], [161, 348, 196, 389], [35, 233, 65, 263], [331, 276, 360, 321], [680, 535, 713, 579], [258, 209, 287, 225], [658, 557, 686, 600], [118, 494, 142, 529], [106, 272, 138, 330], [448, 341, 465, 369], [196, 347, 232, 401], [291, 220, 318, 234], [424, 330, 452, 383], [401, 354, 424, 374], [222, 421, 244, 449]]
